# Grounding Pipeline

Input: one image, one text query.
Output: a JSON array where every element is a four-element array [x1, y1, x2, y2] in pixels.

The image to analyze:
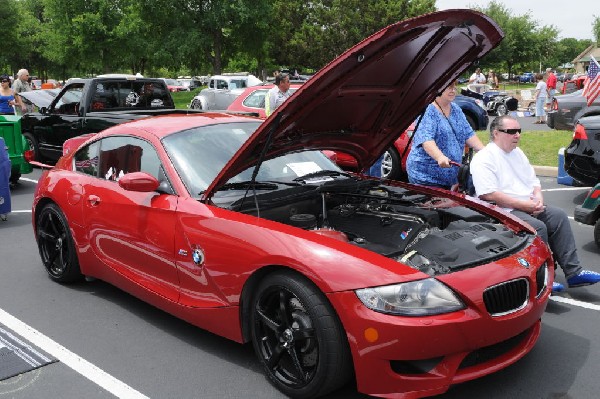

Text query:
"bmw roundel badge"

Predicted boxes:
[[517, 258, 530, 268]]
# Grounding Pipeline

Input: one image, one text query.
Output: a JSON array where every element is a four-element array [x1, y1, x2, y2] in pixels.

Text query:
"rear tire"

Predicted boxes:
[[36, 203, 83, 283], [9, 171, 21, 185], [465, 115, 477, 131], [190, 98, 202, 110], [381, 148, 404, 180], [23, 132, 41, 162]]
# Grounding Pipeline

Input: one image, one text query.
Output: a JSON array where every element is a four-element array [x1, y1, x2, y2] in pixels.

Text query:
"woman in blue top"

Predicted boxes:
[[0, 75, 18, 115], [407, 81, 484, 190]]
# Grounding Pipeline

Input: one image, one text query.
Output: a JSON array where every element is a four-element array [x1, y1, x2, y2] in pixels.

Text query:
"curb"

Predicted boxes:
[[533, 165, 558, 177]]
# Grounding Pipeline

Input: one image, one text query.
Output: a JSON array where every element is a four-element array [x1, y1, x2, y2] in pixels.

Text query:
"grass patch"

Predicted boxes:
[[172, 88, 202, 109], [476, 130, 572, 167]]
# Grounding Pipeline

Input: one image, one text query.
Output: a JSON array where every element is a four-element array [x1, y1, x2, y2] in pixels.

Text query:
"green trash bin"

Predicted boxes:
[[0, 114, 33, 185]]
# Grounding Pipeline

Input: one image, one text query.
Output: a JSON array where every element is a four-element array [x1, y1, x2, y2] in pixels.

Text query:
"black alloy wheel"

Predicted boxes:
[[250, 271, 352, 398], [36, 203, 83, 283]]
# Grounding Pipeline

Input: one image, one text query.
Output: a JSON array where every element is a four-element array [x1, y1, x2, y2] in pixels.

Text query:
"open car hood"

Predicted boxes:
[[18, 89, 61, 108], [205, 10, 503, 199]]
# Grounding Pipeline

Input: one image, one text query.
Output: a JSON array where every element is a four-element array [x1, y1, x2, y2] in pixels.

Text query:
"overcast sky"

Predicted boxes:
[[436, 0, 596, 40]]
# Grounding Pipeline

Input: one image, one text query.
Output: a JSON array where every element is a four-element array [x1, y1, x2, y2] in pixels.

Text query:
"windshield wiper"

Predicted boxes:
[[217, 181, 279, 191], [293, 170, 351, 182]]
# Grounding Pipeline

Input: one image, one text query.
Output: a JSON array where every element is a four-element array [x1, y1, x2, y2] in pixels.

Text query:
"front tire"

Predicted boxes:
[[250, 271, 352, 399], [36, 203, 83, 283]]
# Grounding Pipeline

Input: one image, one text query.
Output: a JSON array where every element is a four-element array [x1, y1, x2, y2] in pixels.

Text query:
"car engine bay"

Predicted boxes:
[[215, 176, 532, 276]]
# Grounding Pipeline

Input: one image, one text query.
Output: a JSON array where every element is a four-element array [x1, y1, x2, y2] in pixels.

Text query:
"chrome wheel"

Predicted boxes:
[[496, 103, 507, 115]]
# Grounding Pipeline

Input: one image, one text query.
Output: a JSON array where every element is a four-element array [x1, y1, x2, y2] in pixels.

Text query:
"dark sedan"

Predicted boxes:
[[547, 89, 600, 131], [564, 115, 600, 186]]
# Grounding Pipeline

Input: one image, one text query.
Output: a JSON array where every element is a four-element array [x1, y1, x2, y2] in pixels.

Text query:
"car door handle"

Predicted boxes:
[[87, 195, 101, 206]]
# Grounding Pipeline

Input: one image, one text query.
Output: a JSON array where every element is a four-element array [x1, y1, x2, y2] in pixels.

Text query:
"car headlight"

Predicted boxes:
[[355, 278, 465, 316]]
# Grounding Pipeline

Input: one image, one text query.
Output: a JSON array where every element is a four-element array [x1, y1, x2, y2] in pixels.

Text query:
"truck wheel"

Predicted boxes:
[[23, 132, 41, 162], [190, 98, 202, 110], [9, 171, 21, 186], [465, 115, 476, 130], [496, 104, 507, 116]]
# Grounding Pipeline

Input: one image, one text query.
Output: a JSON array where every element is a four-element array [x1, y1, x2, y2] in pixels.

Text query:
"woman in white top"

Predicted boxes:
[[533, 73, 547, 124]]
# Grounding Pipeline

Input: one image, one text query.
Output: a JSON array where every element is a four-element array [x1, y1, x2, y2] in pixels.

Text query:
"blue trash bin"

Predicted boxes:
[[1, 137, 12, 220], [557, 147, 573, 186]]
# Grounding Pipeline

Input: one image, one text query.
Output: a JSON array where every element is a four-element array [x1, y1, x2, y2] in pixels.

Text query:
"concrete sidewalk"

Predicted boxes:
[[534, 165, 558, 177]]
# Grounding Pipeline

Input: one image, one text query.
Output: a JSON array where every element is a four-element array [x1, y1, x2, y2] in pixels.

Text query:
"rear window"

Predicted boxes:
[[89, 80, 174, 110]]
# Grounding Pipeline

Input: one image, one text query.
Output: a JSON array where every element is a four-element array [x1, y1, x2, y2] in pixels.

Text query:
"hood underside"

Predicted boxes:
[[205, 10, 503, 199]]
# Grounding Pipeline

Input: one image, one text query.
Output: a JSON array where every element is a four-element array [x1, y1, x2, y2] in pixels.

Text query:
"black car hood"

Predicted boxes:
[[205, 9, 503, 199]]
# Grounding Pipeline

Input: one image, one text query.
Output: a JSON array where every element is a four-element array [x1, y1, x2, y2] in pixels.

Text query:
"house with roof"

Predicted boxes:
[[573, 44, 600, 74]]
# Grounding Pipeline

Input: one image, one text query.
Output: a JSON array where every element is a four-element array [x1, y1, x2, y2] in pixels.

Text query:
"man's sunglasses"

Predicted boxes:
[[497, 128, 521, 134], [1, 80, 9, 83]]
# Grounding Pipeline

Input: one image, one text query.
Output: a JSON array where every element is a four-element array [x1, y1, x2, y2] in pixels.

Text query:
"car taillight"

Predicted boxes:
[[551, 99, 558, 111], [24, 150, 34, 162], [573, 124, 588, 140], [591, 188, 600, 199]]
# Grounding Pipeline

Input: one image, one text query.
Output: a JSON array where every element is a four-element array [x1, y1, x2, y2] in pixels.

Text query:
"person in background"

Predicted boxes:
[[12, 69, 33, 113], [0, 75, 20, 115], [265, 73, 291, 117], [545, 67, 557, 109], [469, 67, 486, 84], [533, 73, 547, 124], [406, 80, 484, 190], [487, 70, 499, 89], [471, 115, 600, 293]]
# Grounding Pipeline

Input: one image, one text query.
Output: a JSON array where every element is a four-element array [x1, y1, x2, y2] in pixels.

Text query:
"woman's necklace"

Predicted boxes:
[[434, 100, 450, 118]]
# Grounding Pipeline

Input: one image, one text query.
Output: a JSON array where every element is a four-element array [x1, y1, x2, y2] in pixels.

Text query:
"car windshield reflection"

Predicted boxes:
[[162, 121, 342, 196]]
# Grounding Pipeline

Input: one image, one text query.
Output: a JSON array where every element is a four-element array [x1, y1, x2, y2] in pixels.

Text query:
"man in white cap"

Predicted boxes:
[[12, 69, 33, 113]]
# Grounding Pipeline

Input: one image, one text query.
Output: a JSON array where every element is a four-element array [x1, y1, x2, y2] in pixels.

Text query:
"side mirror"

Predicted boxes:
[[118, 172, 160, 192]]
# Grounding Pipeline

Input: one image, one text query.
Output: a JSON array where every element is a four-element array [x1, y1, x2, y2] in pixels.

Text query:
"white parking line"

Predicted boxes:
[[542, 187, 590, 192], [550, 296, 600, 311], [19, 177, 39, 184], [0, 308, 149, 399]]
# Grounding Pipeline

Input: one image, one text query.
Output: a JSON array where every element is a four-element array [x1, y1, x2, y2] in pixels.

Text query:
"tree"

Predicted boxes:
[[594, 15, 600, 44], [269, 0, 436, 72]]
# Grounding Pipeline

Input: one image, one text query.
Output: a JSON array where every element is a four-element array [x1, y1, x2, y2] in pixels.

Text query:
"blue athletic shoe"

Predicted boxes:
[[552, 282, 565, 293], [567, 270, 600, 288]]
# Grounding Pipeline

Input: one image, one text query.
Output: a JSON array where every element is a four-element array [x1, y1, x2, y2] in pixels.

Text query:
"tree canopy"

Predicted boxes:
[[1, 0, 596, 81]]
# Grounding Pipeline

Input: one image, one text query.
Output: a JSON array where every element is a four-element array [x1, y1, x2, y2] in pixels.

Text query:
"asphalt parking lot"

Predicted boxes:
[[2, 115, 600, 398]]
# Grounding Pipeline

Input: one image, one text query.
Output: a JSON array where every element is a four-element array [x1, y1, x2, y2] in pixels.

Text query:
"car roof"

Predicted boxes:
[[97, 113, 256, 140]]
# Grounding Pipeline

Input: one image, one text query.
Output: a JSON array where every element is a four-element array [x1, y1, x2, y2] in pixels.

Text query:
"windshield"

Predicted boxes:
[[162, 121, 341, 196]]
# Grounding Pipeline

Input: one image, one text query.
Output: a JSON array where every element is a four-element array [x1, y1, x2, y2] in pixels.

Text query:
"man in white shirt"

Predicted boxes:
[[468, 67, 486, 84], [471, 115, 600, 292], [265, 73, 291, 116]]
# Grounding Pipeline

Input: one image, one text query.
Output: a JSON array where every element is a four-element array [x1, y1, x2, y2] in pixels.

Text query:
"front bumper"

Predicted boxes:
[[327, 252, 552, 398]]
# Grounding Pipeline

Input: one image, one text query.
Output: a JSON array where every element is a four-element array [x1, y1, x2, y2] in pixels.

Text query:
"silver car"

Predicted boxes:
[[189, 73, 262, 110]]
